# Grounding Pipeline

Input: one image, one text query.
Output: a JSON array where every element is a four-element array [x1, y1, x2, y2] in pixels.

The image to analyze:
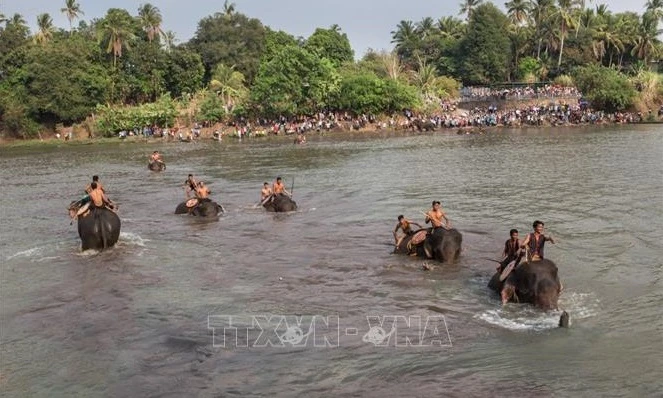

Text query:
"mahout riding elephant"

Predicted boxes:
[[148, 160, 166, 171], [488, 259, 562, 311], [394, 228, 462, 264], [263, 194, 297, 212], [75, 206, 121, 251], [175, 198, 224, 217]]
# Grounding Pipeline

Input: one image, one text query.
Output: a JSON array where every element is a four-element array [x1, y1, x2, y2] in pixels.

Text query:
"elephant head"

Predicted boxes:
[[263, 194, 297, 212], [423, 228, 462, 263]]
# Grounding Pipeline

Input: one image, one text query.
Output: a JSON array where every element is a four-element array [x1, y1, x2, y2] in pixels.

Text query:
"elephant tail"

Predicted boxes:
[[97, 209, 108, 251]]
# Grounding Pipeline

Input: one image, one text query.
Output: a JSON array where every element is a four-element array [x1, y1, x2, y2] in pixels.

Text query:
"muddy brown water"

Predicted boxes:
[[1, 126, 662, 397]]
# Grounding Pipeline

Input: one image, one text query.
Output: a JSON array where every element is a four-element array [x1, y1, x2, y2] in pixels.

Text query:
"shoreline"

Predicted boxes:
[[1, 120, 662, 148]]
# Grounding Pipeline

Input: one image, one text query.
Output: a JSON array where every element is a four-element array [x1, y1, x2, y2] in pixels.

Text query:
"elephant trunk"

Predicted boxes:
[[558, 311, 570, 328]]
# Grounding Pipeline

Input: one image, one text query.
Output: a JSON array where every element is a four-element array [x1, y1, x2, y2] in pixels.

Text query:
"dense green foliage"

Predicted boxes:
[[0, 0, 661, 138], [572, 65, 637, 112]]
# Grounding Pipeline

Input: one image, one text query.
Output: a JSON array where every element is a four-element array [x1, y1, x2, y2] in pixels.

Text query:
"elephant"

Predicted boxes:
[[263, 194, 297, 212], [394, 228, 462, 264], [488, 259, 563, 311], [175, 198, 224, 217], [412, 119, 437, 132], [148, 160, 166, 171], [76, 206, 121, 251]]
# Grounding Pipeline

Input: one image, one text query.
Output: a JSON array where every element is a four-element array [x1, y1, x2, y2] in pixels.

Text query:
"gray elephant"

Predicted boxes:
[[488, 259, 562, 310], [263, 194, 297, 212], [175, 198, 224, 217], [148, 160, 166, 171], [73, 204, 121, 251], [394, 228, 462, 264]]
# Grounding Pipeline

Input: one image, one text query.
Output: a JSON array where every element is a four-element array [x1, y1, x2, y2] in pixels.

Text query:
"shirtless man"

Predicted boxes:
[[393, 215, 423, 246], [86, 175, 105, 194], [260, 182, 273, 202], [88, 182, 113, 209], [150, 151, 163, 163], [184, 174, 198, 198], [272, 177, 291, 197], [425, 201, 450, 231], [195, 181, 210, 200]]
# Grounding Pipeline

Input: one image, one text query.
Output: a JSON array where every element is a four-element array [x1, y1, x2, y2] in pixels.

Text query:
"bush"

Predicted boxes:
[[518, 57, 541, 81], [94, 95, 178, 137], [198, 92, 226, 123], [554, 74, 574, 87], [572, 65, 636, 112]]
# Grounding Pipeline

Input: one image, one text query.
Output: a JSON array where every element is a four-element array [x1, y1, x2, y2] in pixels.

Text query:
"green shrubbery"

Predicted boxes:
[[94, 95, 178, 137], [572, 65, 636, 112]]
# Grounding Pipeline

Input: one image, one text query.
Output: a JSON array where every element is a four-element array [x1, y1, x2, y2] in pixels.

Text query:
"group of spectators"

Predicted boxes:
[[459, 85, 582, 102]]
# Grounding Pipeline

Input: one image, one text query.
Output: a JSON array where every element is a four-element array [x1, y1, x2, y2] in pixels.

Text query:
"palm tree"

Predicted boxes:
[[416, 17, 436, 39], [506, 0, 531, 26], [529, 0, 555, 59], [209, 63, 247, 110], [34, 13, 55, 44], [459, 0, 484, 21], [163, 30, 177, 52], [138, 3, 164, 43], [631, 11, 662, 64], [437, 16, 465, 39], [223, 0, 236, 18], [391, 20, 419, 61], [380, 51, 404, 80], [97, 12, 135, 68], [60, 0, 84, 32], [645, 0, 663, 22], [553, 0, 580, 67]]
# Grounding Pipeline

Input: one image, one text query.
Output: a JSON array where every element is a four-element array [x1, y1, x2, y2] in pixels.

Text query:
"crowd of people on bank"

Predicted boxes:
[[459, 85, 582, 102], [101, 83, 660, 141]]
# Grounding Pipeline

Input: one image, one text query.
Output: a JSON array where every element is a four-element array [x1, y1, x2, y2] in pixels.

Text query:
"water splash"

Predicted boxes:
[[6, 247, 44, 260], [118, 232, 147, 247], [475, 291, 600, 331]]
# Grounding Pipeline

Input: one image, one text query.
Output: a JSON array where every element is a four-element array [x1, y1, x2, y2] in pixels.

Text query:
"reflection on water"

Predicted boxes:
[[1, 126, 662, 396]]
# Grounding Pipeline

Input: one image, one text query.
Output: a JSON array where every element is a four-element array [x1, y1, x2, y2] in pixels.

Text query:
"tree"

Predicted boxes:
[[164, 47, 204, 97], [572, 64, 636, 111], [138, 3, 164, 43], [554, 0, 580, 67], [529, 0, 555, 59], [390, 20, 420, 64], [209, 63, 248, 110], [223, 0, 236, 18], [262, 29, 298, 61], [251, 45, 340, 116], [645, 0, 663, 22], [506, 0, 531, 26], [631, 11, 662, 64], [437, 16, 465, 39], [61, 0, 84, 32], [304, 25, 354, 67], [34, 13, 55, 45], [97, 8, 137, 68], [459, 0, 485, 20], [163, 30, 177, 52], [459, 3, 512, 84], [188, 11, 266, 84]]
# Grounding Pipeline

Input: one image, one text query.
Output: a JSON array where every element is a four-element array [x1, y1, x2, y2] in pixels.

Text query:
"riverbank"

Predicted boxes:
[[3, 118, 662, 149]]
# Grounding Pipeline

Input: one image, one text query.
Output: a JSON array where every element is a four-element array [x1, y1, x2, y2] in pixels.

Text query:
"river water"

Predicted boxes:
[[1, 126, 662, 397]]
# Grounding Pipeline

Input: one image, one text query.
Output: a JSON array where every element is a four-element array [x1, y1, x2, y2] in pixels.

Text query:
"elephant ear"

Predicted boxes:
[[499, 260, 517, 282]]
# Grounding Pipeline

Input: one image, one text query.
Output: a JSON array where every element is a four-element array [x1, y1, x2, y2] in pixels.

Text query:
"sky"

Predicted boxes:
[[2, 0, 651, 58]]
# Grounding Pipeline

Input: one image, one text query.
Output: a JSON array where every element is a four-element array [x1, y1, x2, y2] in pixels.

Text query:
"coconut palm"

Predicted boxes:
[[391, 20, 419, 61], [138, 3, 164, 43], [437, 16, 465, 39], [209, 63, 247, 109], [529, 0, 555, 59], [163, 30, 177, 52], [223, 0, 236, 18], [34, 13, 55, 44], [553, 0, 580, 67], [416, 17, 436, 39], [631, 11, 662, 64], [459, 0, 484, 20], [645, 0, 663, 22], [97, 11, 136, 68], [506, 0, 531, 26], [60, 0, 84, 32]]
